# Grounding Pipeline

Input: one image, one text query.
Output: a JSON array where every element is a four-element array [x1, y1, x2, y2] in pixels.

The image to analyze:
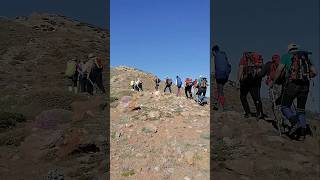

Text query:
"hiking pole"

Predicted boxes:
[[270, 87, 282, 136]]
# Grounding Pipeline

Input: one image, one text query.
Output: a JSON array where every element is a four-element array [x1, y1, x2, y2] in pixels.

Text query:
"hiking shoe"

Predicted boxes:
[[289, 123, 299, 136]]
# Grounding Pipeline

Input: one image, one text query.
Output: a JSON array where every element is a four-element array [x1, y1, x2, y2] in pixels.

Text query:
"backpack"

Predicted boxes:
[[200, 78, 207, 88], [242, 52, 263, 80], [289, 51, 313, 81], [185, 78, 193, 86], [65, 61, 76, 77], [177, 77, 182, 87]]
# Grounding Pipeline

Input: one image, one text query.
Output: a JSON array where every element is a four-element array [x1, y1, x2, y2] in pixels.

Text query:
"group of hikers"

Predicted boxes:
[[212, 43, 318, 140], [65, 53, 106, 95], [130, 75, 209, 105]]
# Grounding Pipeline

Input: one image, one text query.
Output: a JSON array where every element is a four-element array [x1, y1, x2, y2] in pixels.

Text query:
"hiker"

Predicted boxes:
[[86, 54, 95, 95], [79, 59, 88, 93], [262, 54, 286, 106], [212, 45, 231, 110], [237, 52, 265, 119], [65, 58, 77, 93], [164, 77, 173, 93], [134, 78, 143, 91], [130, 80, 135, 91], [192, 79, 198, 97], [271, 43, 317, 139], [154, 77, 161, 91], [90, 56, 106, 94], [197, 75, 208, 97], [184, 77, 193, 99], [137, 78, 143, 91], [176, 75, 182, 96]]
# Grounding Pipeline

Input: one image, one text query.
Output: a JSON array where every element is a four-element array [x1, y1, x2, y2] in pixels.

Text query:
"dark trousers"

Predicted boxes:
[[240, 81, 263, 116], [185, 85, 192, 98], [155, 84, 159, 90], [96, 73, 106, 94], [198, 87, 207, 97], [216, 79, 228, 97], [281, 81, 309, 128], [164, 85, 172, 93], [80, 75, 87, 92]]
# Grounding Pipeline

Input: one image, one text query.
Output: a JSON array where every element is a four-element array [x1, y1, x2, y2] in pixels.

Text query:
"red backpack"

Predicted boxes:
[[289, 51, 313, 81], [242, 52, 263, 80]]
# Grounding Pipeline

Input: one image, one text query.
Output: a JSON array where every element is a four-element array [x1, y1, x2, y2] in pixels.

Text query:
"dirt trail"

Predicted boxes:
[[211, 81, 320, 180], [111, 66, 210, 179]]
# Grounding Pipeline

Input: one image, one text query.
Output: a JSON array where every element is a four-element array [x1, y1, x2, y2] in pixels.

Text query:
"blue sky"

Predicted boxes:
[[0, 0, 108, 29], [111, 0, 210, 91], [212, 0, 320, 112]]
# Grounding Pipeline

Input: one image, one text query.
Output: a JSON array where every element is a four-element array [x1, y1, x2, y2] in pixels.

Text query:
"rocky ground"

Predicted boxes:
[[110, 66, 210, 179], [0, 13, 109, 179], [211, 81, 320, 180]]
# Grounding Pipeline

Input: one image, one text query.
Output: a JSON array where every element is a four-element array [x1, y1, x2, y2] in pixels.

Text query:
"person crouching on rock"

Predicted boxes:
[[164, 76, 173, 93]]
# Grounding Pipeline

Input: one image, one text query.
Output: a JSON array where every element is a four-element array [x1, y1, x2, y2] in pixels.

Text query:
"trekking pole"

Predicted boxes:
[[270, 87, 282, 136]]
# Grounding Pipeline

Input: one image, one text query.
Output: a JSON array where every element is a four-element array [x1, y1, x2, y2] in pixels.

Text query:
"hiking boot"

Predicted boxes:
[[68, 86, 73, 92], [244, 113, 250, 118]]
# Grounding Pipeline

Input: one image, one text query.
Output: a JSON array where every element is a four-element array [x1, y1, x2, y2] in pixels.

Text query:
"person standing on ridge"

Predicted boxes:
[[176, 75, 182, 96], [164, 76, 173, 93], [271, 43, 317, 139], [65, 58, 77, 93], [184, 77, 193, 99], [154, 77, 161, 91], [237, 51, 265, 120], [212, 45, 231, 110]]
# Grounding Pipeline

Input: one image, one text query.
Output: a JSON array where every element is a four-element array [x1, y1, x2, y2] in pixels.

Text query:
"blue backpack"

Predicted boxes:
[[177, 77, 182, 87]]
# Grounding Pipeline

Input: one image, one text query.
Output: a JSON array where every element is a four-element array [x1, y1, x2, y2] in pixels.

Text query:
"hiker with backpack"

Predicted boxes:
[[197, 75, 208, 97], [89, 56, 106, 94], [184, 77, 193, 99], [79, 59, 89, 93], [237, 52, 265, 119], [130, 80, 135, 91], [154, 77, 161, 91], [192, 79, 198, 98], [65, 58, 78, 93], [262, 54, 286, 106], [86, 54, 95, 95], [212, 45, 231, 110], [164, 77, 173, 93], [176, 75, 182, 96], [271, 43, 317, 139], [196, 75, 208, 105], [134, 78, 143, 91]]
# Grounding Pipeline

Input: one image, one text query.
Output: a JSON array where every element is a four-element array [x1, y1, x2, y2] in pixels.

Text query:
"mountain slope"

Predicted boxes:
[[111, 66, 210, 179], [0, 13, 108, 179]]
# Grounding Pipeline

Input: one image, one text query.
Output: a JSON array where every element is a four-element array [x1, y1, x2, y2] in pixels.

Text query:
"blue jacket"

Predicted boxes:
[[214, 51, 231, 80]]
